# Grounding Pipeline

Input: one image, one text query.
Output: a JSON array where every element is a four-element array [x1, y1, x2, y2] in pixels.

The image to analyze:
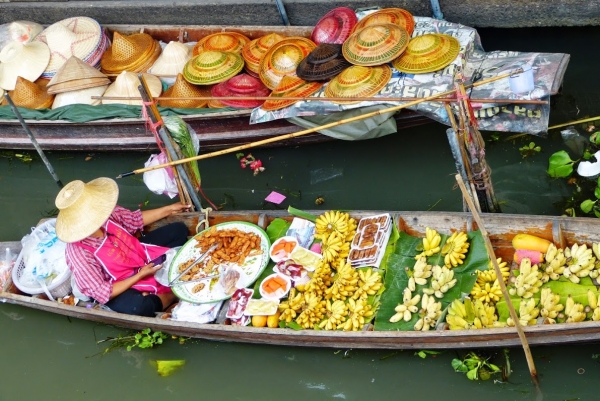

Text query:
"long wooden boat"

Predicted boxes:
[[0, 24, 432, 152], [3, 209, 600, 350]]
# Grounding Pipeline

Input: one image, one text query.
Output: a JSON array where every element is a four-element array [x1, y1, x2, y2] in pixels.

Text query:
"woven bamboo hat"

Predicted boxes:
[[211, 73, 270, 108], [158, 73, 210, 108], [208, 98, 227, 108], [148, 41, 192, 76], [52, 84, 108, 109], [3, 77, 55, 109], [192, 32, 250, 56], [0, 41, 50, 90], [343, 24, 409, 67], [262, 75, 323, 111], [102, 71, 162, 105], [311, 7, 357, 45], [183, 50, 244, 85], [392, 33, 460, 74], [241, 33, 285, 77], [296, 43, 351, 81], [100, 32, 161, 75], [55, 177, 119, 243], [353, 8, 415, 36], [259, 37, 316, 90], [34, 17, 104, 78], [324, 64, 391, 104], [46, 56, 110, 94]]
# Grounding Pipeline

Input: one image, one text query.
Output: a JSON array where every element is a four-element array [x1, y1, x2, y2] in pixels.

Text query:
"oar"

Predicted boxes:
[[454, 173, 540, 388], [3, 93, 63, 188], [116, 69, 520, 178]]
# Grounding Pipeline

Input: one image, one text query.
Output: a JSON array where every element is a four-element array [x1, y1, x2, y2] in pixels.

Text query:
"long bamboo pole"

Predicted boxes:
[[117, 69, 520, 179], [548, 115, 600, 130]]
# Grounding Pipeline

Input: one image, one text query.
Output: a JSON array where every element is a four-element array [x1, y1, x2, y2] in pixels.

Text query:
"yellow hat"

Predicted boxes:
[[262, 75, 323, 111], [324, 64, 391, 104], [183, 51, 244, 85], [353, 8, 415, 36], [259, 37, 316, 90], [342, 24, 409, 66], [241, 33, 285, 77], [392, 34, 460, 74]]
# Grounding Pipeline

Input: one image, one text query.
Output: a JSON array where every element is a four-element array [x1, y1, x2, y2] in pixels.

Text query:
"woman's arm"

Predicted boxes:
[[141, 203, 191, 226], [109, 263, 163, 299]]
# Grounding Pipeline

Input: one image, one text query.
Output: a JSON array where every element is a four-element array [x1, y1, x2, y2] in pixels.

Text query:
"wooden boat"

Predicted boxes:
[[0, 24, 432, 152], [3, 209, 600, 350]]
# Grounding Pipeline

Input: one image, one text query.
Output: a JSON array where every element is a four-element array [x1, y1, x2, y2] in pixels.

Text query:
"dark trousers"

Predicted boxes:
[[140, 221, 188, 248]]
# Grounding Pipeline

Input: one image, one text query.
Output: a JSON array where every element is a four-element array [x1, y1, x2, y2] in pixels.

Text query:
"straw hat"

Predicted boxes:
[[311, 7, 358, 45], [353, 8, 415, 36], [183, 50, 244, 85], [55, 177, 119, 243], [100, 32, 161, 75], [101, 71, 162, 105], [47, 56, 110, 94], [259, 37, 316, 90], [34, 17, 104, 78], [324, 64, 392, 104], [5, 21, 44, 44], [0, 41, 50, 90], [342, 24, 409, 66], [211, 73, 270, 108], [52, 84, 108, 109], [241, 33, 285, 77], [296, 43, 351, 81], [208, 98, 227, 108], [192, 32, 250, 56], [392, 34, 460, 74], [148, 41, 192, 76], [262, 75, 323, 111], [4, 77, 55, 109], [158, 73, 210, 108]]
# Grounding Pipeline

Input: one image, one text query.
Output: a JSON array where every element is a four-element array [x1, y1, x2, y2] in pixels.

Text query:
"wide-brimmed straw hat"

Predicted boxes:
[[353, 8, 415, 36], [324, 64, 392, 104], [311, 7, 358, 45], [192, 32, 250, 56], [296, 43, 351, 81], [55, 177, 119, 243], [259, 37, 316, 90], [148, 41, 192, 76], [101, 71, 162, 105], [47, 56, 110, 94], [158, 73, 210, 108], [34, 17, 104, 78], [3, 21, 44, 45], [241, 33, 285, 77], [392, 33, 460, 74], [211, 73, 270, 108], [342, 24, 409, 66], [100, 32, 161, 75], [262, 75, 323, 111], [4, 76, 55, 109], [0, 41, 50, 90], [183, 50, 244, 85], [52, 84, 108, 109]]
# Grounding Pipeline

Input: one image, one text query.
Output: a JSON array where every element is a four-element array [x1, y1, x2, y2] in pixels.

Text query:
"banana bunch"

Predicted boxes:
[[352, 268, 383, 300], [543, 243, 567, 280], [563, 243, 597, 283], [441, 231, 470, 268], [564, 295, 586, 323], [508, 258, 543, 298], [539, 287, 564, 324], [389, 288, 421, 323], [320, 231, 349, 263], [487, 257, 510, 284], [506, 298, 539, 327], [414, 293, 442, 331], [470, 279, 503, 305], [325, 260, 359, 301], [295, 292, 326, 329], [415, 227, 442, 259], [315, 210, 349, 239], [340, 298, 373, 331], [279, 288, 305, 323], [472, 298, 499, 329], [407, 257, 433, 291], [423, 265, 457, 299], [587, 290, 600, 321], [446, 298, 472, 330], [303, 264, 332, 297], [319, 299, 349, 330]]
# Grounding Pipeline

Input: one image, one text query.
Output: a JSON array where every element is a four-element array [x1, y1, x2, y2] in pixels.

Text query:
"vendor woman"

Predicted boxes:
[[55, 177, 190, 316]]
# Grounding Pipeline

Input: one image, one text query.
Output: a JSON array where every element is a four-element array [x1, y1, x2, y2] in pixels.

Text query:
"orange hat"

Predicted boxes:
[[259, 37, 316, 90], [324, 64, 391, 104], [158, 73, 210, 108], [100, 32, 161, 75], [241, 33, 285, 77], [342, 24, 409, 66], [262, 75, 323, 111], [4, 76, 55, 109], [192, 32, 250, 56], [353, 8, 415, 36]]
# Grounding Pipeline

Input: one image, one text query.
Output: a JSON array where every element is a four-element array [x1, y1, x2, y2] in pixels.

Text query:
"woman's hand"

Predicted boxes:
[[165, 203, 192, 216], [142, 203, 192, 225], [137, 262, 162, 279]]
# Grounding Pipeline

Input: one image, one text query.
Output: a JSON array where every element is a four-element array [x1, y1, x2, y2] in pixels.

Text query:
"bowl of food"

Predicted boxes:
[[269, 236, 298, 263], [259, 273, 292, 300]]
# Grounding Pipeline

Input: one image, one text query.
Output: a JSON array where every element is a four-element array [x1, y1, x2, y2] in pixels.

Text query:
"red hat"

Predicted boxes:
[[211, 73, 270, 108], [311, 7, 358, 45]]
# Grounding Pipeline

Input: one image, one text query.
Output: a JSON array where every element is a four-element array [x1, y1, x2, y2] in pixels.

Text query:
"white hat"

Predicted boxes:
[[0, 41, 50, 90], [52, 85, 108, 109], [102, 71, 162, 105], [148, 41, 191, 76]]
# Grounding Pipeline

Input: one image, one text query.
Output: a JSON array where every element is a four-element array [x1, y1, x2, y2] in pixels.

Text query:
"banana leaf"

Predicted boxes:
[[265, 218, 292, 244], [163, 115, 201, 189]]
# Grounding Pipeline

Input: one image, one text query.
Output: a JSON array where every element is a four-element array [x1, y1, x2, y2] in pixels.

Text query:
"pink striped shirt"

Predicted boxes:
[[65, 206, 144, 304]]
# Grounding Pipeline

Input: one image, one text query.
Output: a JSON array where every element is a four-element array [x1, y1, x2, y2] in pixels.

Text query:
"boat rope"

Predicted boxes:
[[195, 207, 212, 233], [141, 100, 165, 150], [430, 0, 444, 20]]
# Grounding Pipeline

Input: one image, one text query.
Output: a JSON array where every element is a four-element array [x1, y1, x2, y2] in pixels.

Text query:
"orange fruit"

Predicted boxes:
[[251, 315, 268, 327]]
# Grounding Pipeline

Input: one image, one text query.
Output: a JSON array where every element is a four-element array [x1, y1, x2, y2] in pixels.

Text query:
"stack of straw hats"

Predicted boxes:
[[148, 41, 192, 77], [100, 32, 161, 75], [259, 37, 316, 90], [342, 24, 409, 66], [183, 50, 244, 85], [101, 71, 162, 106], [241, 33, 285, 78], [352, 8, 415, 36], [158, 73, 211, 108], [296, 43, 351, 81], [324, 64, 392, 104], [392, 33, 460, 74], [211, 73, 270, 109], [3, 77, 55, 109], [192, 32, 250, 56], [311, 7, 357, 45], [0, 41, 50, 90], [262, 75, 323, 111]]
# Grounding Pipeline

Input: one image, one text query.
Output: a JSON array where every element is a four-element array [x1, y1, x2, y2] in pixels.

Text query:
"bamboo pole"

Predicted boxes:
[[548, 115, 600, 130]]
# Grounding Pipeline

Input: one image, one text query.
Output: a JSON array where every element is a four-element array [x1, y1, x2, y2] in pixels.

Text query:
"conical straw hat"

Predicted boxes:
[[102, 71, 162, 105], [100, 32, 161, 74], [342, 24, 409, 66], [353, 8, 415, 36], [392, 33, 460, 74], [259, 37, 316, 90], [241, 33, 285, 76], [47, 56, 109, 93], [324, 64, 391, 104], [0, 41, 50, 90], [208, 98, 227, 108], [262, 75, 323, 111], [296, 43, 351, 81], [311, 7, 357, 45], [192, 32, 250, 56], [4, 76, 55, 109], [183, 51, 244, 85], [158, 73, 211, 108], [48, 77, 111, 94], [52, 84, 108, 109], [211, 73, 270, 108], [55, 177, 119, 243], [148, 41, 192, 76]]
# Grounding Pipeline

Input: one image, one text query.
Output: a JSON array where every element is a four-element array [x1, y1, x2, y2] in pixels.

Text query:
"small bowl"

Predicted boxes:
[[259, 273, 292, 300], [290, 245, 322, 271], [269, 236, 298, 263]]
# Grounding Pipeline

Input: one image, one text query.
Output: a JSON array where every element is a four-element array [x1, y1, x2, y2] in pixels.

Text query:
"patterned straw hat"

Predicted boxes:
[[342, 24, 409, 66], [241, 33, 286, 77], [262, 75, 323, 111], [296, 43, 351, 81], [183, 50, 244, 85], [208, 97, 227, 108], [392, 33, 460, 74], [192, 31, 250, 56], [211, 73, 270, 108], [100, 32, 161, 75], [158, 73, 211, 108], [47, 56, 110, 94], [353, 8, 415, 36], [52, 84, 108, 109], [0, 41, 50, 90], [101, 71, 162, 106], [311, 7, 357, 45], [148, 41, 192, 76], [259, 37, 316, 90], [324, 64, 392, 104], [4, 76, 55, 109]]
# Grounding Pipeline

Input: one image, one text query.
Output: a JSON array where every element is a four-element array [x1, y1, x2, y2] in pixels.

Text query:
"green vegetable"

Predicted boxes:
[[163, 115, 201, 188]]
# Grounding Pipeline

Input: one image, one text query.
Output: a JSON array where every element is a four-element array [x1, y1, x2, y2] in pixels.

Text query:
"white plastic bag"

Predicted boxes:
[[171, 300, 223, 323], [19, 221, 68, 288], [142, 151, 179, 198]]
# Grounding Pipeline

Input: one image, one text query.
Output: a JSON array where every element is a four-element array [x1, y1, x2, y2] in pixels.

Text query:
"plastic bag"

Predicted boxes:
[[154, 246, 181, 286], [0, 21, 43, 51], [171, 300, 222, 323], [19, 221, 68, 288], [0, 248, 16, 289]]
